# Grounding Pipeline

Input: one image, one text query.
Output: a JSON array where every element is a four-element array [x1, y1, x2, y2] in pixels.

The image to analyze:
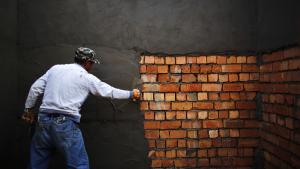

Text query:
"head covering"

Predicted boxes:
[[75, 47, 100, 64]]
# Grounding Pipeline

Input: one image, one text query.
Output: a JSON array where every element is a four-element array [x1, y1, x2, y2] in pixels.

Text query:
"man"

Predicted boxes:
[[22, 47, 140, 169]]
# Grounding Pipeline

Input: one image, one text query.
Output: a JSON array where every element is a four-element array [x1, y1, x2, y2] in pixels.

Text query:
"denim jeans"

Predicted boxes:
[[28, 113, 89, 169]]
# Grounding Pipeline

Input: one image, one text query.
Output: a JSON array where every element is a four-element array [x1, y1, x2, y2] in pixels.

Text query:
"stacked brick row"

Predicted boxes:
[[140, 55, 259, 168], [260, 47, 300, 169]]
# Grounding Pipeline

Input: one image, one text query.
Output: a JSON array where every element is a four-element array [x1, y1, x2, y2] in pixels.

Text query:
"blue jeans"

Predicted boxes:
[[28, 113, 89, 169]]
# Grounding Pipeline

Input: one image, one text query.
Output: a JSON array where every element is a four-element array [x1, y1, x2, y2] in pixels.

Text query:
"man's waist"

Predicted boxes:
[[39, 111, 81, 123]]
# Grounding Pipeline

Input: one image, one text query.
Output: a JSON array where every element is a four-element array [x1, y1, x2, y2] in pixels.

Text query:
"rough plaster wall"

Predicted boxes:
[[0, 0, 18, 168], [257, 0, 300, 51]]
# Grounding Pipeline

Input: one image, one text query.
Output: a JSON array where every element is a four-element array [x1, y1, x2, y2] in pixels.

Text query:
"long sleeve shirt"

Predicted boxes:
[[25, 63, 131, 122]]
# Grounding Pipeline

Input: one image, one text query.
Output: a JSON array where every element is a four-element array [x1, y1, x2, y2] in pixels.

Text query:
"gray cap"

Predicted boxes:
[[75, 47, 100, 64]]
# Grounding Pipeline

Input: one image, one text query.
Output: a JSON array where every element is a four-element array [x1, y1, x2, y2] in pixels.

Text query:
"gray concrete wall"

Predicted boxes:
[[0, 0, 19, 168]]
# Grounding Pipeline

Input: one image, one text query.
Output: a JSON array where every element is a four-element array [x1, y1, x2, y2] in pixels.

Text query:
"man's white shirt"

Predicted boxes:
[[25, 63, 131, 119]]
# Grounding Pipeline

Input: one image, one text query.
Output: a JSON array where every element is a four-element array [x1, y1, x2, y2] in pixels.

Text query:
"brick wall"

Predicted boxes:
[[140, 55, 260, 168], [260, 47, 300, 169]]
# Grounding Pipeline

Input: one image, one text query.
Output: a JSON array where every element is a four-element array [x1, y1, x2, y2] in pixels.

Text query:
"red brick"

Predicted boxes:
[[222, 65, 241, 72], [154, 93, 164, 101], [154, 56, 164, 64], [159, 84, 180, 92], [208, 74, 218, 82], [161, 160, 173, 167], [157, 65, 168, 73], [178, 139, 186, 147], [224, 120, 243, 128], [193, 102, 214, 110], [151, 160, 162, 167], [227, 56, 237, 63], [197, 56, 207, 64], [187, 140, 199, 148], [220, 93, 230, 100], [176, 56, 186, 64], [149, 102, 170, 110], [219, 111, 228, 119], [182, 74, 197, 82], [223, 83, 243, 91], [247, 56, 256, 63], [187, 56, 197, 63], [198, 150, 207, 158], [212, 65, 222, 73], [181, 84, 202, 92], [170, 130, 186, 138], [214, 101, 235, 110], [191, 64, 200, 73], [166, 140, 177, 148], [202, 83, 222, 91], [166, 57, 175, 64], [166, 149, 176, 158], [200, 65, 212, 73], [186, 93, 197, 101], [283, 47, 300, 59], [170, 65, 181, 73], [229, 110, 239, 118], [143, 93, 153, 100], [188, 130, 198, 138], [165, 93, 175, 101], [170, 75, 181, 82], [263, 51, 283, 62], [155, 150, 165, 157], [198, 92, 208, 100], [217, 56, 227, 64], [158, 74, 169, 82], [237, 56, 247, 63], [198, 129, 208, 138], [176, 93, 186, 101], [199, 139, 212, 148], [174, 159, 196, 168], [144, 121, 160, 129], [260, 63, 273, 72], [161, 121, 181, 129], [140, 56, 144, 64], [236, 101, 256, 109], [207, 56, 217, 63], [160, 130, 170, 138], [208, 93, 219, 100], [140, 65, 146, 73], [140, 101, 149, 110], [141, 74, 156, 82], [209, 129, 219, 138], [144, 56, 155, 64], [229, 74, 239, 82], [145, 130, 159, 139], [155, 112, 165, 120], [181, 65, 190, 73], [176, 111, 186, 119], [187, 111, 197, 119], [239, 129, 259, 137], [146, 65, 158, 73], [198, 74, 207, 82], [198, 111, 208, 119], [289, 58, 300, 70], [208, 111, 218, 119], [144, 111, 154, 120], [203, 120, 223, 128], [239, 73, 249, 81], [242, 65, 258, 72], [244, 83, 259, 91], [219, 74, 228, 82], [172, 102, 192, 110]]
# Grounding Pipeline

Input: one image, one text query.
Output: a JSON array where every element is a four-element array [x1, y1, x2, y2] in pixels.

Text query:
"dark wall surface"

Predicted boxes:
[[0, 0, 18, 168], [9, 0, 299, 169], [257, 0, 300, 51]]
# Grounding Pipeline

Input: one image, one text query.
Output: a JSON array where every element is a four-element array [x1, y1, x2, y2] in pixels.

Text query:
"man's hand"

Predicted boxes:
[[132, 89, 140, 101], [21, 108, 36, 124]]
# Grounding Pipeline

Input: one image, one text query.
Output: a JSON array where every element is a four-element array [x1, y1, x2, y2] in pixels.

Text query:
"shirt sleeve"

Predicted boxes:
[[87, 74, 131, 99], [24, 69, 51, 108]]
